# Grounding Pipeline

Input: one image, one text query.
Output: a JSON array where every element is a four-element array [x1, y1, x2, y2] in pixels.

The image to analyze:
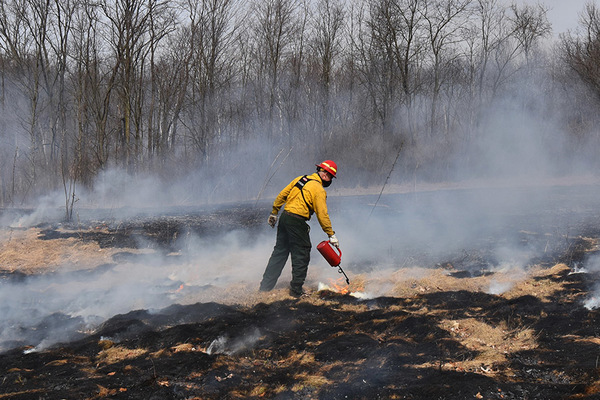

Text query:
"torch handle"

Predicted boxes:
[[334, 246, 342, 259]]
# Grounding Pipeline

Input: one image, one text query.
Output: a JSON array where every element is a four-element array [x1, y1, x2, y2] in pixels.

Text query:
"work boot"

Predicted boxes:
[[289, 288, 306, 298]]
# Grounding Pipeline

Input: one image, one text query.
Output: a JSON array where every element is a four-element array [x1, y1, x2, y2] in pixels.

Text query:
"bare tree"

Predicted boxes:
[[50, 0, 78, 220], [250, 0, 299, 142], [71, 1, 119, 173], [183, 0, 240, 162], [422, 0, 472, 136], [509, 2, 551, 65], [278, 0, 308, 148], [313, 0, 345, 92], [0, 0, 77, 202], [462, 0, 528, 106], [147, 26, 190, 160], [561, 2, 600, 100], [100, 0, 173, 169], [0, 0, 46, 198], [310, 0, 345, 141], [358, 0, 427, 142]]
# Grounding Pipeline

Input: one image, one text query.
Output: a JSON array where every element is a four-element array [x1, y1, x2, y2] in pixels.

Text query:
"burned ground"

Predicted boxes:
[[2, 188, 600, 399]]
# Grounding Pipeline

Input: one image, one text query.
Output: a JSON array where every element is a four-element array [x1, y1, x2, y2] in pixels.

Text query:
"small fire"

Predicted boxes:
[[318, 277, 370, 299], [172, 284, 184, 293], [321, 277, 350, 294], [330, 277, 350, 294]]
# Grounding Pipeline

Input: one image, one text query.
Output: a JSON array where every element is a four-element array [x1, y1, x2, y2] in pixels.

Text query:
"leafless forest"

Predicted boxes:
[[0, 0, 599, 215]]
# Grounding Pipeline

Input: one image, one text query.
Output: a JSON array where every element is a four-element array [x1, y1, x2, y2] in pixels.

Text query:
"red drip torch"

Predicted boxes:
[[317, 241, 350, 284]]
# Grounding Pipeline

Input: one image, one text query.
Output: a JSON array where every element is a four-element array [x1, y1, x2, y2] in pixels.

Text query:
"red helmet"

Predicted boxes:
[[316, 160, 337, 178]]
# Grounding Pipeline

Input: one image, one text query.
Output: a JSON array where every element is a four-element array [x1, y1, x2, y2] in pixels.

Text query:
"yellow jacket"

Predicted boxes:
[[271, 172, 335, 236]]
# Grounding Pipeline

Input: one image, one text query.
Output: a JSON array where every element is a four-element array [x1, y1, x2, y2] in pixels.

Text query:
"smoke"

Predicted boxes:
[[2, 131, 306, 229], [3, 164, 596, 353], [584, 256, 600, 310], [1, 164, 599, 353], [7, 193, 64, 228], [0, 227, 275, 353], [315, 67, 600, 297], [578, 253, 600, 310], [326, 176, 600, 300], [2, 55, 600, 354], [206, 327, 262, 355], [461, 97, 566, 180]]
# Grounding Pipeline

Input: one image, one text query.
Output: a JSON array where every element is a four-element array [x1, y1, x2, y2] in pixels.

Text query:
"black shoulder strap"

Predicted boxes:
[[294, 175, 314, 215]]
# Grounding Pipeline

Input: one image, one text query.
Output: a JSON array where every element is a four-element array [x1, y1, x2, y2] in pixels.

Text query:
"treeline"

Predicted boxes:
[[0, 0, 598, 211]]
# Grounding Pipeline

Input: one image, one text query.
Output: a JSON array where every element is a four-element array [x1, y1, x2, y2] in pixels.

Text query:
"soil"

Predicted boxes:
[[2, 188, 600, 399]]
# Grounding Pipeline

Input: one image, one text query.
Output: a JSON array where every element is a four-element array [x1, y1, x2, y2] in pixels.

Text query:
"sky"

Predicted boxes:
[[513, 0, 588, 35]]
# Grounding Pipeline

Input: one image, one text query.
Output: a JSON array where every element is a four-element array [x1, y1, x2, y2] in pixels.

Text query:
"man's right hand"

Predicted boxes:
[[268, 214, 277, 228], [329, 234, 339, 248]]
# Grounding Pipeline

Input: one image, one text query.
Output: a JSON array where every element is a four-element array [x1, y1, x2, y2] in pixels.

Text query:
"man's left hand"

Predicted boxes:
[[268, 214, 277, 228]]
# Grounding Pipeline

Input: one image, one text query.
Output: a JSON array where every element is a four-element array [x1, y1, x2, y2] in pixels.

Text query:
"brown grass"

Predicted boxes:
[[96, 346, 148, 366], [0, 228, 118, 274]]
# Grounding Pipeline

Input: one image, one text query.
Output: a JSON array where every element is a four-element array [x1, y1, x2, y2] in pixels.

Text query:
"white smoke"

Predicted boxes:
[[206, 327, 262, 355], [580, 253, 600, 310], [8, 193, 64, 228], [0, 227, 275, 353]]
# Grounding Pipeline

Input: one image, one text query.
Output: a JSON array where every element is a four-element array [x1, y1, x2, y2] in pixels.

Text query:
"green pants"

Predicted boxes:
[[260, 212, 311, 294]]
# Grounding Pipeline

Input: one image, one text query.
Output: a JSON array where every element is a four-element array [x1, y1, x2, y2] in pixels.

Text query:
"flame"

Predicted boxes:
[[318, 277, 369, 298], [331, 277, 350, 294], [175, 284, 184, 292]]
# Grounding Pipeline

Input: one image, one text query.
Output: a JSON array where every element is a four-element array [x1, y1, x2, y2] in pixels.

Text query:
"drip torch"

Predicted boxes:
[[317, 240, 350, 284]]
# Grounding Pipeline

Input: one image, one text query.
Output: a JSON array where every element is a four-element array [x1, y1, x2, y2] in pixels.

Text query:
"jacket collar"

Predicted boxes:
[[307, 172, 322, 183]]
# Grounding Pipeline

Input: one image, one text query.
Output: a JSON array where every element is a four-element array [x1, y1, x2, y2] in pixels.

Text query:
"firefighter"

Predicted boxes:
[[259, 160, 339, 297]]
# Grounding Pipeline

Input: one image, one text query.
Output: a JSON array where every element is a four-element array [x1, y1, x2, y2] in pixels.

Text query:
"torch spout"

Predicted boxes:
[[335, 265, 350, 285]]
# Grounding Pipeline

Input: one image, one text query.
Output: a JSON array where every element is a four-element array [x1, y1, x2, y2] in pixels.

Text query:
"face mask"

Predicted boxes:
[[322, 179, 332, 188]]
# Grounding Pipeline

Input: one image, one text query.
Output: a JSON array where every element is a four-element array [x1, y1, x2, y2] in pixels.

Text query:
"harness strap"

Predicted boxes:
[[294, 175, 314, 215]]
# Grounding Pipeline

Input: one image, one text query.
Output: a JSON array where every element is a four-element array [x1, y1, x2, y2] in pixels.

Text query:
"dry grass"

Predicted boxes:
[[439, 317, 538, 372], [0, 228, 118, 274], [97, 346, 148, 366]]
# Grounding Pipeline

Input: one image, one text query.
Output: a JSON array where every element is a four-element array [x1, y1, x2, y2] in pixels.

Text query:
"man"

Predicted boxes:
[[259, 160, 339, 297]]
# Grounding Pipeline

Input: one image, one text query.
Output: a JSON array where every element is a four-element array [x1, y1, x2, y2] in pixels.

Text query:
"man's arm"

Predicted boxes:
[[311, 188, 334, 236]]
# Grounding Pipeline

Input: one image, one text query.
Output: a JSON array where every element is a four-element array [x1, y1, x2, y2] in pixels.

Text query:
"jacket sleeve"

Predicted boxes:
[[311, 185, 335, 236]]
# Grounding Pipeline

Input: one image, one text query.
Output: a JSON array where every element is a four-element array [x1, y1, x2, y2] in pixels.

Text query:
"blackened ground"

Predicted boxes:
[[1, 267, 600, 400], [38, 202, 267, 251]]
